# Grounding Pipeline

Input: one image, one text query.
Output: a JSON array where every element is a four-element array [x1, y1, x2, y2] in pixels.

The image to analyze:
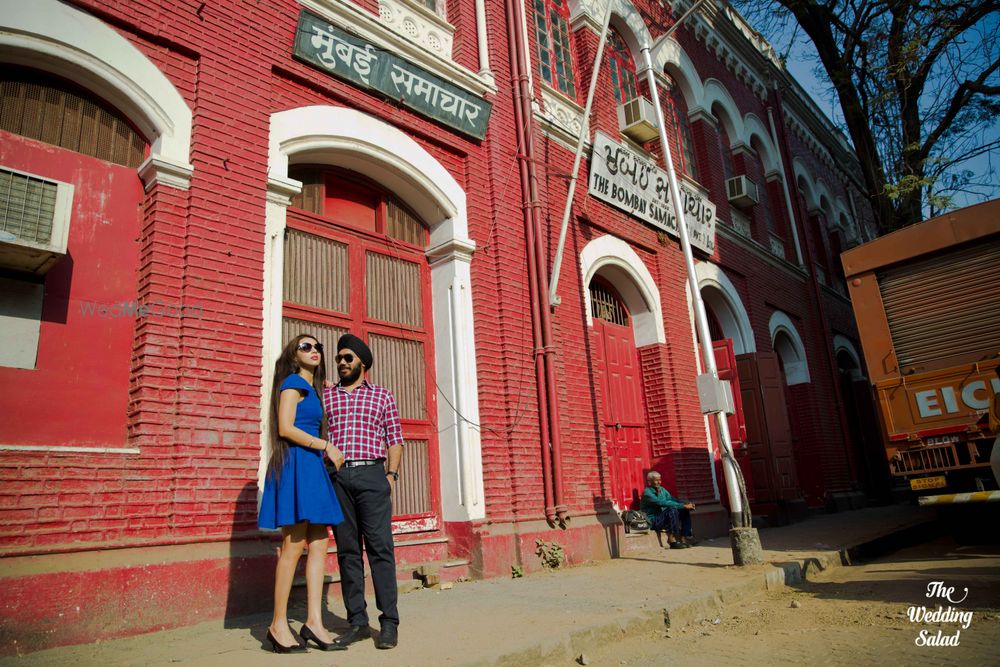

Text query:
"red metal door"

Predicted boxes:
[[594, 318, 650, 509], [712, 340, 754, 505]]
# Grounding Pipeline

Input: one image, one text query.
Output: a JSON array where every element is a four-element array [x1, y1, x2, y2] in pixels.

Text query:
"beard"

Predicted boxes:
[[339, 363, 362, 385]]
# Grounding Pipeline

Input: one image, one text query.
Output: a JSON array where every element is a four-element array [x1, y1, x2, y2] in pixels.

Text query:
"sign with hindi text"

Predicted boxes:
[[588, 132, 716, 254], [294, 11, 492, 140]]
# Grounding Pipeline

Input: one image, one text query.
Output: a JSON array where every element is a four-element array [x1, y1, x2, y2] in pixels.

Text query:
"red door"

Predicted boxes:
[[712, 339, 754, 505], [593, 317, 650, 509]]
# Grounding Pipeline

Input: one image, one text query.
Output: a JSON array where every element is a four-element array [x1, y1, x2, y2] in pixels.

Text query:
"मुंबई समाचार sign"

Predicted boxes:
[[293, 11, 492, 140], [588, 131, 717, 254]]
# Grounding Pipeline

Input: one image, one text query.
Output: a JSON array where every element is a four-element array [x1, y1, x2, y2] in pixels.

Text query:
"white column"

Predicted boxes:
[[475, 0, 494, 85], [427, 237, 485, 521]]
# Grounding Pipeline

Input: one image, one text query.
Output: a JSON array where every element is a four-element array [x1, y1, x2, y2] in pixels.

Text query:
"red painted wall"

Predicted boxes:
[[0, 134, 140, 447]]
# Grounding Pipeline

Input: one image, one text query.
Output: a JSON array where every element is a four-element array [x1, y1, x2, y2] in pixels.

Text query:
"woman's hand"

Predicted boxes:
[[325, 443, 345, 471], [324, 379, 335, 388], [684, 502, 696, 510]]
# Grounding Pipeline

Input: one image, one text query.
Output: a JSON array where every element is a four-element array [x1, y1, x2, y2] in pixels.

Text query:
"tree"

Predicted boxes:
[[732, 0, 1000, 232]]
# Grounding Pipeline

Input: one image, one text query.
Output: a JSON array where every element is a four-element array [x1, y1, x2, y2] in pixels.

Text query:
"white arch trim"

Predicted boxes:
[[792, 159, 819, 210], [833, 334, 864, 379], [0, 0, 193, 187], [650, 37, 704, 104], [769, 311, 811, 385], [701, 79, 744, 142], [264, 105, 484, 522], [580, 235, 665, 346], [694, 262, 757, 355], [743, 113, 779, 174]]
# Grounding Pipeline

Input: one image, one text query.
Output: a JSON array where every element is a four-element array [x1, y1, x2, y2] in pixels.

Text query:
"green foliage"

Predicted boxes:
[[535, 539, 565, 570], [511, 564, 524, 578]]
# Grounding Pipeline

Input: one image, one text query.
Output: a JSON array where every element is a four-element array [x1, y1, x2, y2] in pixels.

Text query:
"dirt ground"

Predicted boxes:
[[583, 536, 1000, 666]]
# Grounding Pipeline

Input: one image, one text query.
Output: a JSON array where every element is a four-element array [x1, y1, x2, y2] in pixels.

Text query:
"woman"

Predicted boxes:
[[640, 471, 696, 548], [259, 334, 346, 653]]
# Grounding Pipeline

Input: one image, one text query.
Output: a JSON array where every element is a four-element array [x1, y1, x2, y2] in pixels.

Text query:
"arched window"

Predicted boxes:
[[664, 74, 698, 180], [1, 69, 147, 168], [533, 0, 576, 98], [715, 113, 735, 183], [590, 278, 630, 327], [608, 30, 638, 105]]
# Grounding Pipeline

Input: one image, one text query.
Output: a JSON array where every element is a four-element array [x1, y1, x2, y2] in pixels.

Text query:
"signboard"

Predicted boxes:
[[588, 131, 717, 254], [294, 11, 492, 140]]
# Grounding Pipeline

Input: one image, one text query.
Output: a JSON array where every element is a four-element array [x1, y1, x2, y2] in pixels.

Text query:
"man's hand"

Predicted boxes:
[[386, 474, 396, 496], [325, 444, 345, 471]]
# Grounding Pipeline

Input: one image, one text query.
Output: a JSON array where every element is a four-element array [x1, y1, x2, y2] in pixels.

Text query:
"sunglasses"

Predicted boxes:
[[297, 342, 324, 353], [335, 353, 355, 363]]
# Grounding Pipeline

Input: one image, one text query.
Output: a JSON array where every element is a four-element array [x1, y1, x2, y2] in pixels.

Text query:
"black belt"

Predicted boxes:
[[342, 459, 384, 468]]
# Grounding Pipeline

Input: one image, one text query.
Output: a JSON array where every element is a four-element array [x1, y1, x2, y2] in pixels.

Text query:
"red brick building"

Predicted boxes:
[[0, 0, 881, 653]]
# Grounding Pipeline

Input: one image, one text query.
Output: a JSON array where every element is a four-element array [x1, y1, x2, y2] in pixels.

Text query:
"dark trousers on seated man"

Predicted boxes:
[[649, 506, 692, 538], [332, 462, 398, 629]]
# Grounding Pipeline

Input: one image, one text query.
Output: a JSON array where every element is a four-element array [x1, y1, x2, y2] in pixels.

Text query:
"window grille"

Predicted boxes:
[[1, 72, 146, 168], [590, 282, 629, 326], [0, 169, 58, 245]]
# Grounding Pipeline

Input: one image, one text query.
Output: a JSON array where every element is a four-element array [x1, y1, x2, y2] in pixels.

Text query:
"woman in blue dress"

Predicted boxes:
[[260, 334, 346, 652]]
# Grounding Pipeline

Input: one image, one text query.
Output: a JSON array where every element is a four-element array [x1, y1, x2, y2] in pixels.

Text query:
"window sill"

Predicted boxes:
[[539, 82, 585, 139]]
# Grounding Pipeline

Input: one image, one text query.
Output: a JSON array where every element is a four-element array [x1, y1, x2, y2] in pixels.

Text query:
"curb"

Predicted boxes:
[[465, 517, 940, 667]]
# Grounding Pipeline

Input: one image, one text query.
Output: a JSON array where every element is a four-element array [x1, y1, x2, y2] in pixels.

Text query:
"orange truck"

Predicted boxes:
[[841, 199, 1000, 497]]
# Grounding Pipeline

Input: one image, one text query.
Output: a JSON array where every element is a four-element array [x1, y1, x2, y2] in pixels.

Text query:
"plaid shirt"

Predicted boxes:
[[323, 380, 404, 460]]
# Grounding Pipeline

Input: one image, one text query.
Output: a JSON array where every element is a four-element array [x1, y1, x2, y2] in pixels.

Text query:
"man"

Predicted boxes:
[[323, 333, 404, 650], [640, 471, 696, 549]]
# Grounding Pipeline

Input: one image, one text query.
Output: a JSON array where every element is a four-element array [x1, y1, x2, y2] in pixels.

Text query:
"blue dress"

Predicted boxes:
[[258, 374, 344, 529]]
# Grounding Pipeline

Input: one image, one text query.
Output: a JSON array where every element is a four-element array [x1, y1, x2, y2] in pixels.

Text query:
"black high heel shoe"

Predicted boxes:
[[266, 629, 307, 653], [300, 624, 346, 651]]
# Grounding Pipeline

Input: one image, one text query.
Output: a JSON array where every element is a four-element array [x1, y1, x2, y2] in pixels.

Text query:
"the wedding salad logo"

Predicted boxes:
[[907, 581, 973, 647]]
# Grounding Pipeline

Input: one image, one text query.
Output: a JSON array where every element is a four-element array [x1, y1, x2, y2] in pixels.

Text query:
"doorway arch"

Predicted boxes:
[[265, 106, 484, 523]]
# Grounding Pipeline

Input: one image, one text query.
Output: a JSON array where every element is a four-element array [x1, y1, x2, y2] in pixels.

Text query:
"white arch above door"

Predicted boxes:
[[580, 235, 665, 347], [265, 105, 483, 522]]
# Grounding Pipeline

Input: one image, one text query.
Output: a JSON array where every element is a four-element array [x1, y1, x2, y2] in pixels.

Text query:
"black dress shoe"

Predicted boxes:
[[300, 624, 346, 651], [333, 625, 370, 648], [375, 624, 398, 650], [266, 629, 307, 653]]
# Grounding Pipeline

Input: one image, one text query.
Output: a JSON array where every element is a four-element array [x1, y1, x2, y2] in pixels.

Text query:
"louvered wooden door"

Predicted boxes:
[[283, 175, 439, 534]]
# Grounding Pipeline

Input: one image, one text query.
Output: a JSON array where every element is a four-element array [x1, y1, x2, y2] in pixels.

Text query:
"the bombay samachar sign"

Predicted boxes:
[[588, 131, 717, 254], [294, 11, 492, 140]]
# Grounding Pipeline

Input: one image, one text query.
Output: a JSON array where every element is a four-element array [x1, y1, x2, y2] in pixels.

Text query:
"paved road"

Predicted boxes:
[[583, 536, 1000, 667]]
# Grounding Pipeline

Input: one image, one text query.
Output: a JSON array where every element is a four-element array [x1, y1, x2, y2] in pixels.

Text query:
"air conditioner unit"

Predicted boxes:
[[0, 167, 73, 275], [726, 175, 759, 208], [617, 96, 659, 143]]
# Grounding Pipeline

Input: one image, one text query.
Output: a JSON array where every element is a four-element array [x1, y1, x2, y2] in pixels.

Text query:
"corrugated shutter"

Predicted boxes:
[[366, 251, 422, 327], [367, 333, 426, 421], [878, 238, 1000, 372]]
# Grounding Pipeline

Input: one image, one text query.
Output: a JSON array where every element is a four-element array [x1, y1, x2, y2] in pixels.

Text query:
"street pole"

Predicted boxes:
[[640, 9, 763, 565]]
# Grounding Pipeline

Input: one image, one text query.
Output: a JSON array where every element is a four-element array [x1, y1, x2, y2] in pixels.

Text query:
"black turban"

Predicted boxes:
[[336, 333, 373, 369]]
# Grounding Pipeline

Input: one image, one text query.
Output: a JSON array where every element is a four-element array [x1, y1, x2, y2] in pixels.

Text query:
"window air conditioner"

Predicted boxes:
[[617, 96, 659, 143], [0, 167, 73, 275], [726, 175, 759, 208]]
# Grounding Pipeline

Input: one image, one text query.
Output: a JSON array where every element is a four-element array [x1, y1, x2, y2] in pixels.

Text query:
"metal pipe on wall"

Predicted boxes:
[[505, 0, 557, 525]]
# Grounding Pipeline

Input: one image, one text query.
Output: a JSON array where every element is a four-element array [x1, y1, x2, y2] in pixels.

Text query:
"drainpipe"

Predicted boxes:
[[505, 0, 559, 525], [769, 83, 860, 496], [511, 0, 570, 526]]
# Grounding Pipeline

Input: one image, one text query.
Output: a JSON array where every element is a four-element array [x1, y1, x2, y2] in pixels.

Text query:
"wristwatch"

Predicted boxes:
[[386, 470, 399, 481]]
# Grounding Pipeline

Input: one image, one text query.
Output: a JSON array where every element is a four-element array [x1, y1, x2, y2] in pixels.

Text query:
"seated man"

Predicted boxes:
[[640, 471, 696, 548]]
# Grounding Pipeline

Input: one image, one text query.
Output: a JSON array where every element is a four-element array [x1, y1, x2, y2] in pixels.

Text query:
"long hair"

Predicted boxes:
[[267, 334, 328, 480]]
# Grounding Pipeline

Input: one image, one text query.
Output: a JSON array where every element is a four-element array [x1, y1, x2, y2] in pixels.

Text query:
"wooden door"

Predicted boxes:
[[591, 282, 650, 509], [736, 352, 801, 504]]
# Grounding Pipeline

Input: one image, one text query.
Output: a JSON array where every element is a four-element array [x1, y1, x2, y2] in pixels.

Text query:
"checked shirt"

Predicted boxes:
[[323, 380, 404, 460]]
